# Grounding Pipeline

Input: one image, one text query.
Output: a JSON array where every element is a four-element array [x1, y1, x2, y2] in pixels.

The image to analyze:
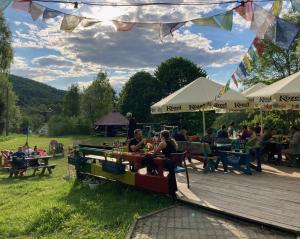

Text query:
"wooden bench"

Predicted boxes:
[[9, 164, 57, 177]]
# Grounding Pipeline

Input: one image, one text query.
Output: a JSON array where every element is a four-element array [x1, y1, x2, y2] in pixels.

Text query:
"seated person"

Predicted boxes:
[[254, 122, 261, 136], [216, 125, 228, 139], [281, 125, 300, 164], [22, 144, 34, 156], [150, 130, 178, 198], [260, 128, 282, 163], [174, 129, 188, 141], [240, 126, 252, 139], [128, 129, 146, 152], [13, 147, 26, 159], [11, 147, 27, 174], [202, 128, 214, 146]]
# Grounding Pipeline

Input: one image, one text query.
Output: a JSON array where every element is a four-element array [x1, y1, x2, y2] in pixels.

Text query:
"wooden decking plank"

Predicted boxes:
[[186, 173, 300, 203], [177, 182, 300, 231]]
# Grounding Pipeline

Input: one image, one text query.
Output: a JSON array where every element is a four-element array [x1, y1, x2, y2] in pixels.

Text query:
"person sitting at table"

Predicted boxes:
[[202, 128, 214, 146], [260, 128, 282, 164], [216, 125, 228, 139], [128, 129, 146, 152], [228, 122, 235, 138], [151, 130, 178, 198], [240, 125, 252, 139], [254, 122, 261, 136], [22, 143, 34, 156], [174, 129, 188, 142], [11, 147, 27, 176], [281, 125, 300, 165]]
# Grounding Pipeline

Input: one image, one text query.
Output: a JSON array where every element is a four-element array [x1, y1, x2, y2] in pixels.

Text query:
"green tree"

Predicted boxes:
[[118, 71, 162, 122], [154, 56, 207, 96], [81, 72, 114, 125], [0, 74, 21, 132], [153, 57, 209, 133], [63, 84, 80, 117], [0, 12, 13, 73]]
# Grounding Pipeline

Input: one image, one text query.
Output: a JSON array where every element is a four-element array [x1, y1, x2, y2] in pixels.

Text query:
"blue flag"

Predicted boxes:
[[275, 17, 300, 49], [290, 0, 300, 11], [239, 63, 247, 77]]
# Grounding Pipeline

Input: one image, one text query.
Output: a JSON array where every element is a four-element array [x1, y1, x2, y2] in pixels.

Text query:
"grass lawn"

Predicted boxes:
[[0, 135, 173, 239]]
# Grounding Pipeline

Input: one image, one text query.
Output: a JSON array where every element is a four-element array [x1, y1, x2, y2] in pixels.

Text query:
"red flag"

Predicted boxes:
[[232, 73, 238, 88], [235, 0, 253, 21], [12, 0, 31, 12], [253, 37, 265, 56]]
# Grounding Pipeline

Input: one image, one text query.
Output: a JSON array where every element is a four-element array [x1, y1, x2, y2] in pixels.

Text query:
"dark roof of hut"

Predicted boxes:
[[95, 112, 129, 126]]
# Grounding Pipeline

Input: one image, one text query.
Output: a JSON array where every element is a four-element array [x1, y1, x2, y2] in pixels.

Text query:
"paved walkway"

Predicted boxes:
[[129, 205, 295, 239]]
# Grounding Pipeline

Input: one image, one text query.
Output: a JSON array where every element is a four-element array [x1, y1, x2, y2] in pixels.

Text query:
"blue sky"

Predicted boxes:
[[3, 1, 290, 93]]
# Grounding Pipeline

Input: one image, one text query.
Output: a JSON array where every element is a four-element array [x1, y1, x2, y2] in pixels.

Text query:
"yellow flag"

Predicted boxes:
[[243, 55, 252, 72], [272, 0, 283, 16]]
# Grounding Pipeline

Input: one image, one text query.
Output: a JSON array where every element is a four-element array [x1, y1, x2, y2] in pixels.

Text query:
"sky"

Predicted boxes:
[[3, 0, 292, 93]]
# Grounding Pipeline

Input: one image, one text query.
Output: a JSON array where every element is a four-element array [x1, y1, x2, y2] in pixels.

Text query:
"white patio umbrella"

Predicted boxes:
[[151, 77, 249, 134], [247, 71, 300, 110]]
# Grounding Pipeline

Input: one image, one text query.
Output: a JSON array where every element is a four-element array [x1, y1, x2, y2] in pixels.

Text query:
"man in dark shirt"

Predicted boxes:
[[216, 125, 228, 139], [128, 129, 146, 152], [126, 112, 137, 140], [254, 122, 261, 136]]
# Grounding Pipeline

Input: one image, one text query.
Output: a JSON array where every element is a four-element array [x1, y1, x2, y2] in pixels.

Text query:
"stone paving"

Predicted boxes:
[[129, 205, 296, 239]]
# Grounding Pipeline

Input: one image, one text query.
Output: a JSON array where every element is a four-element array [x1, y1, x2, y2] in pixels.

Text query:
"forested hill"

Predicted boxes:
[[9, 75, 65, 109]]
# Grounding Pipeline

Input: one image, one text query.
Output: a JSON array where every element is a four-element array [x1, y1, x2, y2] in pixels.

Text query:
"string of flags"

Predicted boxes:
[[217, 1, 300, 97], [2, 0, 298, 38]]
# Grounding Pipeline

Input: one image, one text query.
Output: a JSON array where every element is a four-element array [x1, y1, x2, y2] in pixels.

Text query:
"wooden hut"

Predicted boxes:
[[95, 112, 129, 137]]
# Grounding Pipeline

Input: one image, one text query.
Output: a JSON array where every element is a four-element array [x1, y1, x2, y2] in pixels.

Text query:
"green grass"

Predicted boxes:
[[0, 135, 173, 239]]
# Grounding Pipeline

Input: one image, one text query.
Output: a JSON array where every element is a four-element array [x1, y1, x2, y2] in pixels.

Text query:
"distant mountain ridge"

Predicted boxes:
[[9, 75, 65, 109]]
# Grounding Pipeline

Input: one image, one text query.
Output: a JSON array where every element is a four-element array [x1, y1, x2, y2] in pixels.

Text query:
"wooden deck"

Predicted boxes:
[[176, 161, 300, 234]]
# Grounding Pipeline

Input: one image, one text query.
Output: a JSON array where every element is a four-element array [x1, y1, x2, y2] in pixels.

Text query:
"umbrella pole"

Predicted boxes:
[[260, 108, 263, 135], [202, 110, 206, 136]]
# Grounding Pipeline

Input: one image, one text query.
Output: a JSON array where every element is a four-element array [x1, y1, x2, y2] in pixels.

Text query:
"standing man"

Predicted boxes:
[[126, 112, 137, 140]]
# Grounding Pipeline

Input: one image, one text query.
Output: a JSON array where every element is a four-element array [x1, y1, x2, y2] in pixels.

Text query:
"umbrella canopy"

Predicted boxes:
[[242, 83, 267, 97], [151, 77, 249, 114], [247, 71, 300, 110]]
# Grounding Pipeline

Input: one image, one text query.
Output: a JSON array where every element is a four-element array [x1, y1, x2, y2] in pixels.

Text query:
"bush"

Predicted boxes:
[[212, 112, 249, 130], [48, 116, 91, 136]]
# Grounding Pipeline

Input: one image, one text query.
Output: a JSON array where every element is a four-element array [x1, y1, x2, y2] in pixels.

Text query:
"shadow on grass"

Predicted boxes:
[[0, 171, 53, 185], [25, 180, 173, 238]]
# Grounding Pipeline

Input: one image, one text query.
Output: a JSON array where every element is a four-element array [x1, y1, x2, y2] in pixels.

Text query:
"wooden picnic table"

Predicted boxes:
[[9, 155, 55, 177]]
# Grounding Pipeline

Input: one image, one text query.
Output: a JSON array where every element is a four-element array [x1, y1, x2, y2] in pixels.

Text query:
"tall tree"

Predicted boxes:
[[0, 11, 13, 73], [118, 71, 162, 122], [154, 57, 210, 133], [0, 74, 21, 132], [81, 72, 114, 125], [154, 56, 207, 96], [0, 12, 17, 135], [63, 83, 80, 117]]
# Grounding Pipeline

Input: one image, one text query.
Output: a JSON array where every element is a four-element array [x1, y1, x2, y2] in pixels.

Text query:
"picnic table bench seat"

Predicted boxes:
[[9, 163, 57, 177]]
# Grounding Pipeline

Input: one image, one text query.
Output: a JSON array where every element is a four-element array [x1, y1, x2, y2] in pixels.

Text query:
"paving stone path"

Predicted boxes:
[[129, 205, 296, 239]]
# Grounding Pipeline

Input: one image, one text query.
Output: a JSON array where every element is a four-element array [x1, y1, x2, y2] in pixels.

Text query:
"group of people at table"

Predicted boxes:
[[1, 143, 47, 176]]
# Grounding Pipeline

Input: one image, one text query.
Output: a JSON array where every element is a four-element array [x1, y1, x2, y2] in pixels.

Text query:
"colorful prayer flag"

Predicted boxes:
[[236, 67, 244, 80], [239, 62, 247, 77], [235, 1, 253, 21], [191, 16, 219, 28], [243, 54, 252, 72], [30, 2, 44, 21], [217, 79, 231, 98], [275, 17, 300, 49], [112, 20, 136, 31], [81, 18, 101, 28], [0, 0, 12, 11], [43, 8, 63, 21], [160, 22, 186, 37], [248, 45, 258, 63], [213, 10, 233, 31], [231, 73, 238, 88], [253, 37, 265, 56], [12, 0, 30, 12], [60, 15, 83, 32], [250, 5, 275, 39], [272, 0, 283, 16]]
